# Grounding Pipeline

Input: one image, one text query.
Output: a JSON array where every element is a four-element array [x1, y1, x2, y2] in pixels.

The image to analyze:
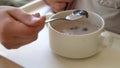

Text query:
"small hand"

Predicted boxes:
[[0, 6, 46, 49]]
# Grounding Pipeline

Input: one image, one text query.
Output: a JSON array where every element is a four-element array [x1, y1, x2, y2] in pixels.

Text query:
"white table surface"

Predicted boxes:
[[0, 0, 120, 68], [0, 26, 120, 68]]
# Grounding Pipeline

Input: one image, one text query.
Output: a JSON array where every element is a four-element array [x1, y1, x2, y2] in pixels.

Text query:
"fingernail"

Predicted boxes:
[[31, 16, 40, 22]]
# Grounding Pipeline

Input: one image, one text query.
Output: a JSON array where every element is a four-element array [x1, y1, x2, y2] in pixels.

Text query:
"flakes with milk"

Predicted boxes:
[[52, 19, 101, 35]]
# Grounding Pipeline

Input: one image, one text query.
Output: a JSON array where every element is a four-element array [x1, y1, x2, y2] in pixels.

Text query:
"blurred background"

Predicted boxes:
[[0, 0, 34, 7]]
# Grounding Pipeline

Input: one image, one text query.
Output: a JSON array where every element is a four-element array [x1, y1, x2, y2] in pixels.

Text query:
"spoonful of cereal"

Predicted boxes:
[[45, 10, 88, 23]]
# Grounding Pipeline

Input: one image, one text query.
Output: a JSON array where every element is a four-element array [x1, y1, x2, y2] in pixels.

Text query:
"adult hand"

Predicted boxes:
[[0, 6, 46, 49], [44, 0, 74, 13]]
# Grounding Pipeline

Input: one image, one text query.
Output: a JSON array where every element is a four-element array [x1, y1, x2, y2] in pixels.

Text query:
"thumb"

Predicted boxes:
[[8, 8, 46, 26], [29, 16, 46, 26]]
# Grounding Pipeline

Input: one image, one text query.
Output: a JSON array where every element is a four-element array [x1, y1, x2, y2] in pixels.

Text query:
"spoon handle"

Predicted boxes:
[[45, 18, 68, 23]]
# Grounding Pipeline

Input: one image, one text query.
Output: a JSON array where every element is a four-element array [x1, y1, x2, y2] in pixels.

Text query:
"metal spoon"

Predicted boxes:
[[45, 10, 88, 23]]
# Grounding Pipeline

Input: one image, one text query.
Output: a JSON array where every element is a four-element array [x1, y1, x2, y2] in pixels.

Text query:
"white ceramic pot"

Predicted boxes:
[[47, 10, 111, 59]]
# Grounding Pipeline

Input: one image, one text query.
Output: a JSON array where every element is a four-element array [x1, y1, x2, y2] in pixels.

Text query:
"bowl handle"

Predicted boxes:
[[101, 31, 113, 47]]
